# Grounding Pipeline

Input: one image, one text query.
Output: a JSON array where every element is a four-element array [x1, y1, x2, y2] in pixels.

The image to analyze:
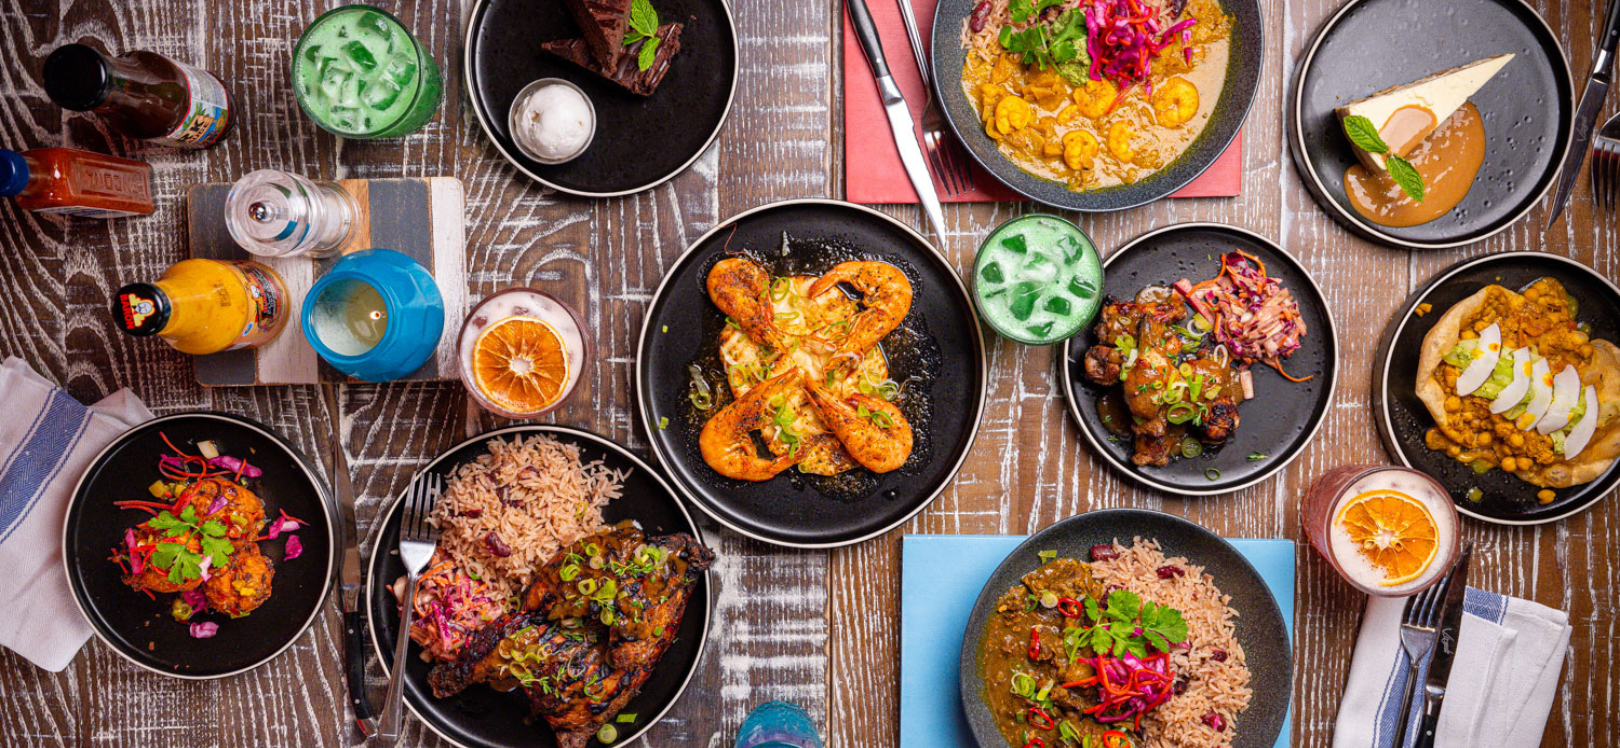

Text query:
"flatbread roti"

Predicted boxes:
[[1415, 284, 1620, 488]]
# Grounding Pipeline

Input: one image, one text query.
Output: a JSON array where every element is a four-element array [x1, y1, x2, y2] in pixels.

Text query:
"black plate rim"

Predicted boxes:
[[61, 411, 339, 680], [633, 198, 990, 548], [929, 0, 1264, 212], [1058, 222, 1341, 496], [362, 424, 712, 748], [955, 508, 1293, 748], [1285, 0, 1575, 250], [1372, 251, 1620, 524], [462, 0, 740, 198]]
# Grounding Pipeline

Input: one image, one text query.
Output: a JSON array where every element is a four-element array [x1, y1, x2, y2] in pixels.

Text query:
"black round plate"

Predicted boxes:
[[63, 413, 337, 679], [930, 0, 1262, 211], [959, 509, 1292, 748], [1373, 252, 1620, 524], [364, 425, 711, 748], [464, 0, 737, 197], [636, 199, 988, 547], [1061, 223, 1339, 495], [1287, 0, 1573, 249]]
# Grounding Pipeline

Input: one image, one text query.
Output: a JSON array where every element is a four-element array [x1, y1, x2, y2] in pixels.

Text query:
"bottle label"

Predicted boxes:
[[227, 261, 286, 350], [159, 61, 231, 148], [34, 204, 143, 218]]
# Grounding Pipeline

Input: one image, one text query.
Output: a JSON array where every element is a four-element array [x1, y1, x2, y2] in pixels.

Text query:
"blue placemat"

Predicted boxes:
[[901, 534, 1295, 748]]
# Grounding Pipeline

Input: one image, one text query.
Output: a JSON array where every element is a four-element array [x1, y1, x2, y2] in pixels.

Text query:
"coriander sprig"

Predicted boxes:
[[624, 0, 662, 71], [1080, 589, 1189, 658], [146, 504, 235, 584], [1342, 114, 1426, 203]]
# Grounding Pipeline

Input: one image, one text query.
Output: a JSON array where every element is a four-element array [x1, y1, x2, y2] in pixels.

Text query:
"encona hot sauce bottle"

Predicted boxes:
[[116, 259, 289, 355], [0, 147, 154, 217], [43, 44, 233, 148]]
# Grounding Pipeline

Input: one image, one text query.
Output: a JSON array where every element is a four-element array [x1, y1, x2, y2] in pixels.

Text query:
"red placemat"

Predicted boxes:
[[843, 1, 1241, 204]]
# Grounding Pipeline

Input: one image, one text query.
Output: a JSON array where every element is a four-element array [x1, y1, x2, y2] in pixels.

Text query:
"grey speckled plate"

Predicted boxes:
[[958, 509, 1291, 748], [930, 0, 1262, 211], [1287, 0, 1573, 249]]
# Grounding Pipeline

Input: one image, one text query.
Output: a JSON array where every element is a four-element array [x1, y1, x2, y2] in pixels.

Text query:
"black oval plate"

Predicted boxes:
[[636, 199, 988, 548], [930, 0, 1262, 211], [1288, 0, 1573, 249], [958, 509, 1292, 748], [1061, 223, 1339, 495], [464, 0, 737, 197], [63, 413, 337, 679], [365, 425, 711, 748], [1373, 252, 1620, 524]]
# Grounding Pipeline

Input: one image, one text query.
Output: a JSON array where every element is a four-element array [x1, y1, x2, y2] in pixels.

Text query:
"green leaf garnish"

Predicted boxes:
[[1341, 114, 1390, 154], [1385, 154, 1426, 202], [638, 36, 660, 71]]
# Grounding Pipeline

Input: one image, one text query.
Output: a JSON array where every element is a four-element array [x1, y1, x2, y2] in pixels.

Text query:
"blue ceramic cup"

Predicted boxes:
[[301, 248, 444, 382]]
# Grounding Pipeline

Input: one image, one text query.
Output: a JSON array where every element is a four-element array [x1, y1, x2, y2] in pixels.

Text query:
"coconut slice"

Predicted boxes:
[[1517, 359, 1554, 430], [1537, 365, 1583, 434], [1456, 323, 1502, 396], [1564, 385, 1600, 459], [1490, 348, 1534, 414]]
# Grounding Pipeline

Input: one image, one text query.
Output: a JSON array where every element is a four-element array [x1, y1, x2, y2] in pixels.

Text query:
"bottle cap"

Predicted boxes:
[[0, 151, 28, 197], [43, 44, 113, 112], [114, 283, 171, 337]]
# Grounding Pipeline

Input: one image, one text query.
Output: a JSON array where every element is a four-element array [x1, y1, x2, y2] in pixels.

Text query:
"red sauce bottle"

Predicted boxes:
[[0, 147, 155, 217], [43, 44, 233, 149]]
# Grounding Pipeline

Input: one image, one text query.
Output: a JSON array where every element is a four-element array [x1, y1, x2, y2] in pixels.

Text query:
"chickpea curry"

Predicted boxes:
[[960, 0, 1233, 191], [1415, 278, 1620, 492]]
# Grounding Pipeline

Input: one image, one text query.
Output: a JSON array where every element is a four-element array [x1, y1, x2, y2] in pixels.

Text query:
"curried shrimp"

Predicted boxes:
[[1151, 78, 1199, 127], [707, 257, 787, 350], [1062, 130, 1098, 172], [807, 261, 914, 377], [1107, 120, 1136, 162], [805, 383, 913, 473], [699, 368, 807, 481], [1073, 79, 1118, 119]]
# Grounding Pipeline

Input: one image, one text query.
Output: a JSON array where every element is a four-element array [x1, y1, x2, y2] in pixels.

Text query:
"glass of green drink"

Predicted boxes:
[[972, 215, 1103, 345], [292, 5, 443, 138]]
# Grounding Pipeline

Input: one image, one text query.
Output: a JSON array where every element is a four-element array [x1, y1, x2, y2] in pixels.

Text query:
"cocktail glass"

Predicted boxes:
[[1302, 465, 1461, 597], [292, 5, 444, 138], [972, 214, 1103, 345]]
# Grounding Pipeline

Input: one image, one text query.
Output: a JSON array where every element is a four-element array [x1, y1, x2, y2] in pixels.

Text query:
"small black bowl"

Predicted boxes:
[[959, 509, 1292, 748], [63, 413, 337, 679], [1287, 0, 1573, 249], [1060, 223, 1339, 495], [930, 0, 1262, 211], [364, 425, 711, 748], [1373, 252, 1620, 524], [635, 199, 988, 548], [464, 0, 738, 196]]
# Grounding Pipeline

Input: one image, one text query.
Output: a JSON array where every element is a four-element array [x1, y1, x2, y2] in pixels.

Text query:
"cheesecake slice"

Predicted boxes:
[[1336, 55, 1513, 170]]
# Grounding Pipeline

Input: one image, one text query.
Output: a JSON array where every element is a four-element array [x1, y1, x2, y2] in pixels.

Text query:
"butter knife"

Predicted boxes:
[[324, 385, 377, 737], [1546, 0, 1620, 229], [1411, 542, 1473, 748], [846, 0, 948, 242]]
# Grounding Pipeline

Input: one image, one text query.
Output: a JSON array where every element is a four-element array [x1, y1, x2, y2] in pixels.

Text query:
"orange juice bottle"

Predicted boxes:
[[115, 259, 289, 354]]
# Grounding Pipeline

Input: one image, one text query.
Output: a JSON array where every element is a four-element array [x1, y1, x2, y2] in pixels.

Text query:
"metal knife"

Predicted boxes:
[[323, 385, 377, 737], [1546, 0, 1620, 229], [846, 0, 948, 243], [1411, 542, 1474, 748]]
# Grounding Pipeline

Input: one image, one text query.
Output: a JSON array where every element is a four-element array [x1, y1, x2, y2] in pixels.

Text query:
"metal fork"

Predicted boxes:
[[895, 0, 975, 195], [377, 472, 444, 742], [1388, 561, 1461, 748], [1591, 111, 1620, 210]]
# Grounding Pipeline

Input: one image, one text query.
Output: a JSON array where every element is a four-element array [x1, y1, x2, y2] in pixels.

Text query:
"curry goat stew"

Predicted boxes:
[[961, 0, 1232, 192]]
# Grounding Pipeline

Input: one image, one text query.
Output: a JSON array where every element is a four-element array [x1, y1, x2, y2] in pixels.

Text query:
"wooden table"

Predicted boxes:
[[0, 0, 1614, 746]]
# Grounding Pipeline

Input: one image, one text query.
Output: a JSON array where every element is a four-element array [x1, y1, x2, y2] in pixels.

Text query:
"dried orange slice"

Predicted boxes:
[[1335, 489, 1439, 586], [472, 317, 569, 414]]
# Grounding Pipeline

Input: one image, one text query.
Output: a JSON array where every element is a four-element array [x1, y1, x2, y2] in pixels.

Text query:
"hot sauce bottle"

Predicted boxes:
[[43, 44, 233, 149], [116, 259, 289, 355], [0, 147, 154, 217]]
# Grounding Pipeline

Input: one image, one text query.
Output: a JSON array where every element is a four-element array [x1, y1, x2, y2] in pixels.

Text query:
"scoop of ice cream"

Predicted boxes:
[[513, 84, 594, 162]]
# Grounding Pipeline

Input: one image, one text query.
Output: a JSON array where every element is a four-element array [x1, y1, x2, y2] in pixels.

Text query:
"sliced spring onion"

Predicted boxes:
[[1180, 437, 1202, 459], [688, 364, 714, 410], [1205, 468, 1222, 481], [657, 417, 669, 430], [596, 724, 618, 743], [1165, 403, 1199, 425], [616, 714, 638, 723], [559, 564, 580, 582]]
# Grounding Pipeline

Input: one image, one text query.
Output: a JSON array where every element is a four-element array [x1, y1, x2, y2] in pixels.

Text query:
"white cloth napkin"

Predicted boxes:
[[0, 357, 151, 671], [1332, 586, 1571, 748]]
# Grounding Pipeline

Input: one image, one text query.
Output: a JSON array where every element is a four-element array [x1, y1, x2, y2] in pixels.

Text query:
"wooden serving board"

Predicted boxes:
[[185, 177, 467, 386]]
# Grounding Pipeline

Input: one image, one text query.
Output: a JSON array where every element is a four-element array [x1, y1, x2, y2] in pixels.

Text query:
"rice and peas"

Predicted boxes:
[[404, 434, 627, 660]]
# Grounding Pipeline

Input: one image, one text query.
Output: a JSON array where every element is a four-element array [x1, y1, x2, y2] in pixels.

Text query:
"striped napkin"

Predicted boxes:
[[0, 357, 151, 671], [1332, 587, 1571, 748]]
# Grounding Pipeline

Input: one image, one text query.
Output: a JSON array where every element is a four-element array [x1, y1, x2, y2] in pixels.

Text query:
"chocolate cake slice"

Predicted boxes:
[[542, 23, 683, 97], [561, 0, 633, 66]]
